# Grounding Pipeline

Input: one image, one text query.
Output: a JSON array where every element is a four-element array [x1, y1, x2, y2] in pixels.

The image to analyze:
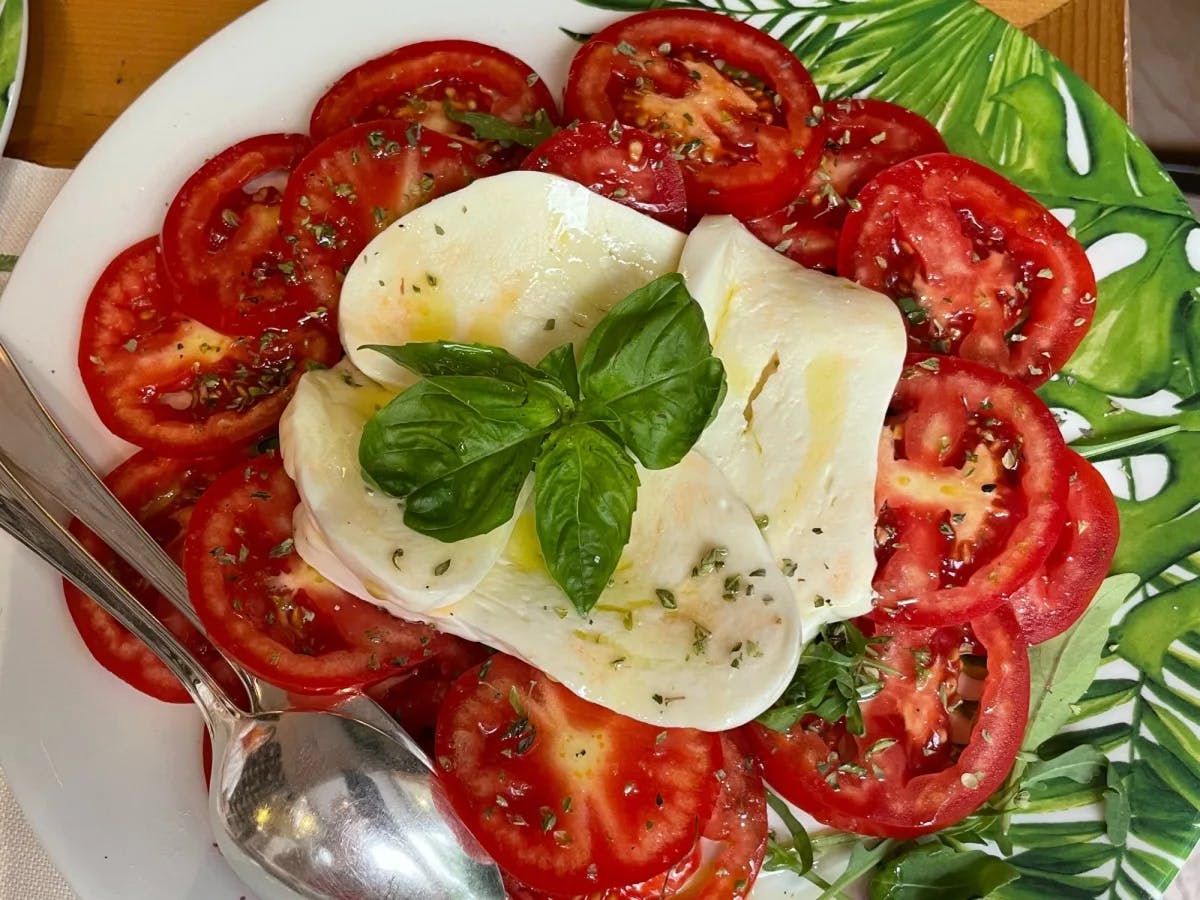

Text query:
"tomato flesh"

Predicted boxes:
[[838, 153, 1097, 387], [522, 121, 688, 230], [1009, 450, 1119, 644], [280, 122, 481, 316], [565, 9, 824, 219], [435, 654, 722, 894], [873, 354, 1070, 625], [63, 450, 245, 703], [78, 238, 340, 457], [184, 455, 443, 693], [744, 608, 1029, 838], [160, 133, 314, 334], [746, 99, 946, 271]]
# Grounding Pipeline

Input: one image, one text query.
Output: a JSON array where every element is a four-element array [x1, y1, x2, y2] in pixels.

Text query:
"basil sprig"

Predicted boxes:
[[358, 273, 726, 615]]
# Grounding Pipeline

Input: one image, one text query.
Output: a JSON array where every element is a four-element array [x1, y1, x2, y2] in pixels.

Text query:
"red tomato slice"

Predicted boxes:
[[521, 121, 688, 229], [873, 354, 1069, 626], [434, 654, 722, 894], [366, 635, 493, 756], [63, 450, 244, 703], [1009, 450, 1119, 644], [160, 133, 314, 334], [184, 454, 442, 693], [309, 39, 560, 171], [744, 608, 1029, 838], [78, 238, 340, 457], [564, 9, 825, 219], [746, 99, 947, 271], [279, 122, 481, 315], [838, 153, 1097, 387]]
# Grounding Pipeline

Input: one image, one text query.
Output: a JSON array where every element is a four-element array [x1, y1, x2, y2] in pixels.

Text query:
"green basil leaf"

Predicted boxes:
[[535, 424, 638, 615], [442, 104, 556, 149], [362, 341, 547, 385], [537, 344, 581, 400], [360, 376, 568, 540], [1023, 573, 1139, 751], [869, 845, 1019, 900], [578, 273, 726, 469]]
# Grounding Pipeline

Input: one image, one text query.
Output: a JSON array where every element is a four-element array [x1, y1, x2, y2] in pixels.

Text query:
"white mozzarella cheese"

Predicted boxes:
[[338, 170, 687, 388], [679, 216, 908, 636]]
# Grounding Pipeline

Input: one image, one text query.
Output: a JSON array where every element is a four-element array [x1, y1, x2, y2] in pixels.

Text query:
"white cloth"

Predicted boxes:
[[1, 154, 1200, 899]]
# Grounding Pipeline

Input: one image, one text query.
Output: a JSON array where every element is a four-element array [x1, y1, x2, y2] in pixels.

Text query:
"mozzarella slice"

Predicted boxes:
[[679, 216, 907, 636], [339, 170, 687, 388], [279, 360, 522, 614], [444, 454, 802, 731]]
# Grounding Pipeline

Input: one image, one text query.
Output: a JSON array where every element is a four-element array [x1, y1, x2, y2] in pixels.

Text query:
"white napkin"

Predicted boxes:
[[1, 153, 1200, 900]]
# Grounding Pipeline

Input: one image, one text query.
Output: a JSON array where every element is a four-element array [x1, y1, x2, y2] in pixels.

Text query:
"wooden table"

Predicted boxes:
[[9, 0, 1129, 169]]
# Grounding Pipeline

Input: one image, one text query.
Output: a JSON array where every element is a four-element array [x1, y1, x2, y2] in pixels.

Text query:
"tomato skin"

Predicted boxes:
[[310, 39, 559, 170], [77, 238, 340, 457], [744, 608, 1029, 838], [838, 152, 1097, 387], [184, 455, 443, 693], [745, 99, 947, 271], [564, 9, 825, 219], [435, 654, 722, 895], [160, 133, 314, 334], [522, 122, 688, 229], [279, 121, 481, 315], [1009, 450, 1119, 644], [62, 450, 245, 703], [873, 354, 1070, 626]]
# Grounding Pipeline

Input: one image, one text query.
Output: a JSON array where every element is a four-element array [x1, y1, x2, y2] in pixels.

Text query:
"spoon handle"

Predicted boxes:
[[0, 453, 239, 732]]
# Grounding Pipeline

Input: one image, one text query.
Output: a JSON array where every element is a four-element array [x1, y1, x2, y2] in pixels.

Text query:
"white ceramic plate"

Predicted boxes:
[[4, 1, 1200, 898]]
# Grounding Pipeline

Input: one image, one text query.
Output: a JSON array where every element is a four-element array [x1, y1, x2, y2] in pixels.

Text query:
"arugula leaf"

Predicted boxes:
[[362, 341, 547, 384], [535, 424, 639, 615], [359, 376, 570, 541], [578, 273, 726, 469], [442, 104, 556, 148], [1023, 573, 1140, 751], [764, 791, 814, 876], [537, 344, 580, 400], [869, 844, 1019, 899], [757, 621, 890, 735], [817, 839, 898, 900], [1021, 744, 1108, 789]]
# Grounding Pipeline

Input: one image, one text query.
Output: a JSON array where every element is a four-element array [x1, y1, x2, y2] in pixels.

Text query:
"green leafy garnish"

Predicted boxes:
[[442, 103, 557, 148], [764, 791, 814, 877], [358, 273, 725, 615], [756, 621, 891, 735], [869, 844, 1019, 899]]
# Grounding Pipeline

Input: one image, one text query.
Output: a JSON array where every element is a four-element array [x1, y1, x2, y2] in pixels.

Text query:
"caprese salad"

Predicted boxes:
[[63, 8, 1119, 898]]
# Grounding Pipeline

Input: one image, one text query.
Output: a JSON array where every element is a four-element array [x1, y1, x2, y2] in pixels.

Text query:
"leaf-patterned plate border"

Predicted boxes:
[[0, 0, 27, 151], [570, 0, 1200, 895]]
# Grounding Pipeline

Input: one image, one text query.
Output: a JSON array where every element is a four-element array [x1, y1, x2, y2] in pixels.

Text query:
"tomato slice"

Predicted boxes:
[[184, 455, 442, 693], [838, 153, 1097, 387], [366, 634, 493, 756], [744, 608, 1029, 838], [745, 99, 946, 271], [309, 39, 560, 171], [522, 121, 688, 229], [279, 122, 481, 315], [1008, 450, 1119, 644], [63, 450, 245, 703], [873, 354, 1069, 626], [160, 133, 314, 334], [434, 654, 722, 894], [78, 238, 340, 457], [564, 9, 824, 219]]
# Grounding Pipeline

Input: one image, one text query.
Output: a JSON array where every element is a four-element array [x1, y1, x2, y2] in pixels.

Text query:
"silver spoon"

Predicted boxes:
[[0, 453, 503, 900]]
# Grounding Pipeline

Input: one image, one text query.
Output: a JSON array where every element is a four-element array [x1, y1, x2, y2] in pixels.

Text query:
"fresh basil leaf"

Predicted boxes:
[[360, 376, 568, 540], [1023, 573, 1139, 751], [535, 424, 638, 615], [578, 273, 726, 469], [442, 104, 556, 148], [537, 344, 580, 400], [869, 844, 1019, 900], [362, 342, 547, 385]]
